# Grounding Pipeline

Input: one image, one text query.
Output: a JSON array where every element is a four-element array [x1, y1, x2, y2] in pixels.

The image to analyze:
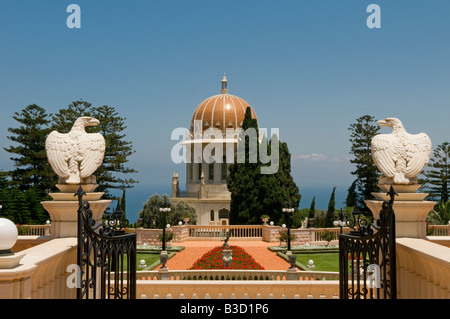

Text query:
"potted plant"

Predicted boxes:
[[158, 231, 175, 245], [320, 230, 335, 246], [183, 214, 190, 225], [260, 215, 270, 225]]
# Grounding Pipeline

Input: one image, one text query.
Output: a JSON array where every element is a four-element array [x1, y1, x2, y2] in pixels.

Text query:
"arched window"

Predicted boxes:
[[210, 210, 215, 221], [219, 208, 230, 219]]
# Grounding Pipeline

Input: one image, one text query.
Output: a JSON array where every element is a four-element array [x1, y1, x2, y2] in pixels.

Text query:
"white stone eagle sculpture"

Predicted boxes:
[[371, 117, 432, 185], [46, 117, 105, 184]]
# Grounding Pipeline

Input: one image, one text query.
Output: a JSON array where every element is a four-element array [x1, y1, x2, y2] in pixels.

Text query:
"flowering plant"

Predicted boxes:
[[189, 245, 264, 270]]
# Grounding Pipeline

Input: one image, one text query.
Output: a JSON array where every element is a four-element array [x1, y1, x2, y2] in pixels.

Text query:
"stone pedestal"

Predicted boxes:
[[0, 252, 26, 269], [41, 183, 111, 238], [366, 184, 436, 239]]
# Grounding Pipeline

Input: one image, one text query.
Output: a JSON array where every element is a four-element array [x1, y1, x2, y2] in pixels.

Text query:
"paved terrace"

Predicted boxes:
[[156, 240, 291, 270]]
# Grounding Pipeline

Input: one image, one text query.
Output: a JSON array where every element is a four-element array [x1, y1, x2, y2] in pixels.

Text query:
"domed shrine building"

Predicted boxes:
[[171, 74, 258, 226]]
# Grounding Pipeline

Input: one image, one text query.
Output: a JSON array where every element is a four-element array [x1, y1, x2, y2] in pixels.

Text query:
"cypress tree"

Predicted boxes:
[[227, 108, 301, 225], [227, 107, 262, 224], [325, 187, 336, 228], [345, 180, 358, 207], [308, 196, 316, 219]]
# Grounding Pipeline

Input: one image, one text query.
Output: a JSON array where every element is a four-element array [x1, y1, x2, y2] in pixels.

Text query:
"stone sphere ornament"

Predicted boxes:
[[0, 218, 19, 254]]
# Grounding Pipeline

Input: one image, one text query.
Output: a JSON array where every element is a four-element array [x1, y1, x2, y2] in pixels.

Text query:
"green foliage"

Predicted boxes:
[[4, 104, 55, 195], [312, 210, 327, 228], [308, 196, 316, 219], [345, 180, 357, 207], [348, 115, 381, 214], [278, 228, 296, 244], [426, 200, 450, 225], [320, 230, 335, 245], [2, 101, 137, 224], [139, 193, 172, 229], [138, 194, 197, 229], [170, 200, 197, 225], [421, 142, 449, 203], [227, 107, 301, 225], [325, 187, 337, 227], [158, 231, 175, 243]]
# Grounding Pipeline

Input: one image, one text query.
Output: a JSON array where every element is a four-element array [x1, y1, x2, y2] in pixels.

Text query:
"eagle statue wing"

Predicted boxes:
[[79, 133, 106, 178], [45, 131, 71, 178], [371, 134, 396, 178], [405, 133, 432, 178]]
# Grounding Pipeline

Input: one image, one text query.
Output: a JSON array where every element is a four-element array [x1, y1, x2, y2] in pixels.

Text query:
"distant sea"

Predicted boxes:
[[119, 184, 349, 224]]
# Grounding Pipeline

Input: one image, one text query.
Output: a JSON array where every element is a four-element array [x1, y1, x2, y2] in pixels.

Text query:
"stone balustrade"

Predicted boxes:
[[0, 238, 77, 299], [137, 280, 340, 299], [136, 225, 189, 245], [396, 238, 450, 299], [135, 269, 339, 281], [427, 225, 450, 236], [17, 224, 51, 236], [188, 225, 263, 239]]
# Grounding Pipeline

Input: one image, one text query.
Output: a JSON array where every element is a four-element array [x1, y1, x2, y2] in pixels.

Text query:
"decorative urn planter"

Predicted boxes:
[[183, 217, 190, 225], [222, 249, 233, 267], [287, 253, 297, 270], [159, 251, 169, 269]]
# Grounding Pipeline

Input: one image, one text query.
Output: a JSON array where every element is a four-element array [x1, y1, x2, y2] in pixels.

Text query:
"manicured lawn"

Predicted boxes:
[[136, 253, 161, 269], [294, 253, 339, 272]]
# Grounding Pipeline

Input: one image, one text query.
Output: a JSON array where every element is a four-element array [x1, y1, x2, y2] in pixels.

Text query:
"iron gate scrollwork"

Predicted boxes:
[[339, 186, 397, 299], [76, 186, 136, 299]]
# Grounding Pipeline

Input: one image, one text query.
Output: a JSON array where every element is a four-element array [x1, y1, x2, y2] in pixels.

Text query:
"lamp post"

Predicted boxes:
[[333, 209, 347, 234], [159, 202, 171, 269], [282, 203, 295, 254]]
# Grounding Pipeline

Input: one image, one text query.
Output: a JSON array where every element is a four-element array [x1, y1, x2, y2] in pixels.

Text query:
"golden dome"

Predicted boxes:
[[190, 74, 257, 133]]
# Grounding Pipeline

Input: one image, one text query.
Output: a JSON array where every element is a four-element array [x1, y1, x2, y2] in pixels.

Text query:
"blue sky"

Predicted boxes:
[[0, 1, 449, 221]]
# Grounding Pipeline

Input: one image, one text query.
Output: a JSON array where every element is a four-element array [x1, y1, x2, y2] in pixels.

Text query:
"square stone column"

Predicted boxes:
[[366, 185, 436, 239], [41, 183, 111, 238]]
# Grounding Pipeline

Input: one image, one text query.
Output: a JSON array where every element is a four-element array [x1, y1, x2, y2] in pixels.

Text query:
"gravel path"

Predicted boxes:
[[156, 240, 291, 270]]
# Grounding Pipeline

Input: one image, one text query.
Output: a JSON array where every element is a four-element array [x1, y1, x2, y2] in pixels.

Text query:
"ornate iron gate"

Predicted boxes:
[[76, 187, 136, 299], [339, 187, 397, 299]]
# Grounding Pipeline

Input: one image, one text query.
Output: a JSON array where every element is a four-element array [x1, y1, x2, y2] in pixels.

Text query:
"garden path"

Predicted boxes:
[[155, 240, 291, 270]]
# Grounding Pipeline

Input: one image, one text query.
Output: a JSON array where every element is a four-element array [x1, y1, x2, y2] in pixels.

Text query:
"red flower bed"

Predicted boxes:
[[189, 245, 265, 270]]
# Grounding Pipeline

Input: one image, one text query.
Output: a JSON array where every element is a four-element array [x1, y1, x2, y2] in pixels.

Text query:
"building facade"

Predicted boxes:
[[171, 74, 258, 225]]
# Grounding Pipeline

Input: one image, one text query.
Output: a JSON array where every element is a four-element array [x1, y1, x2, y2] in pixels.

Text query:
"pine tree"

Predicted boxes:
[[348, 115, 381, 213], [422, 142, 449, 203], [91, 105, 138, 196], [325, 187, 336, 227], [51, 100, 93, 133], [4, 104, 55, 194]]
